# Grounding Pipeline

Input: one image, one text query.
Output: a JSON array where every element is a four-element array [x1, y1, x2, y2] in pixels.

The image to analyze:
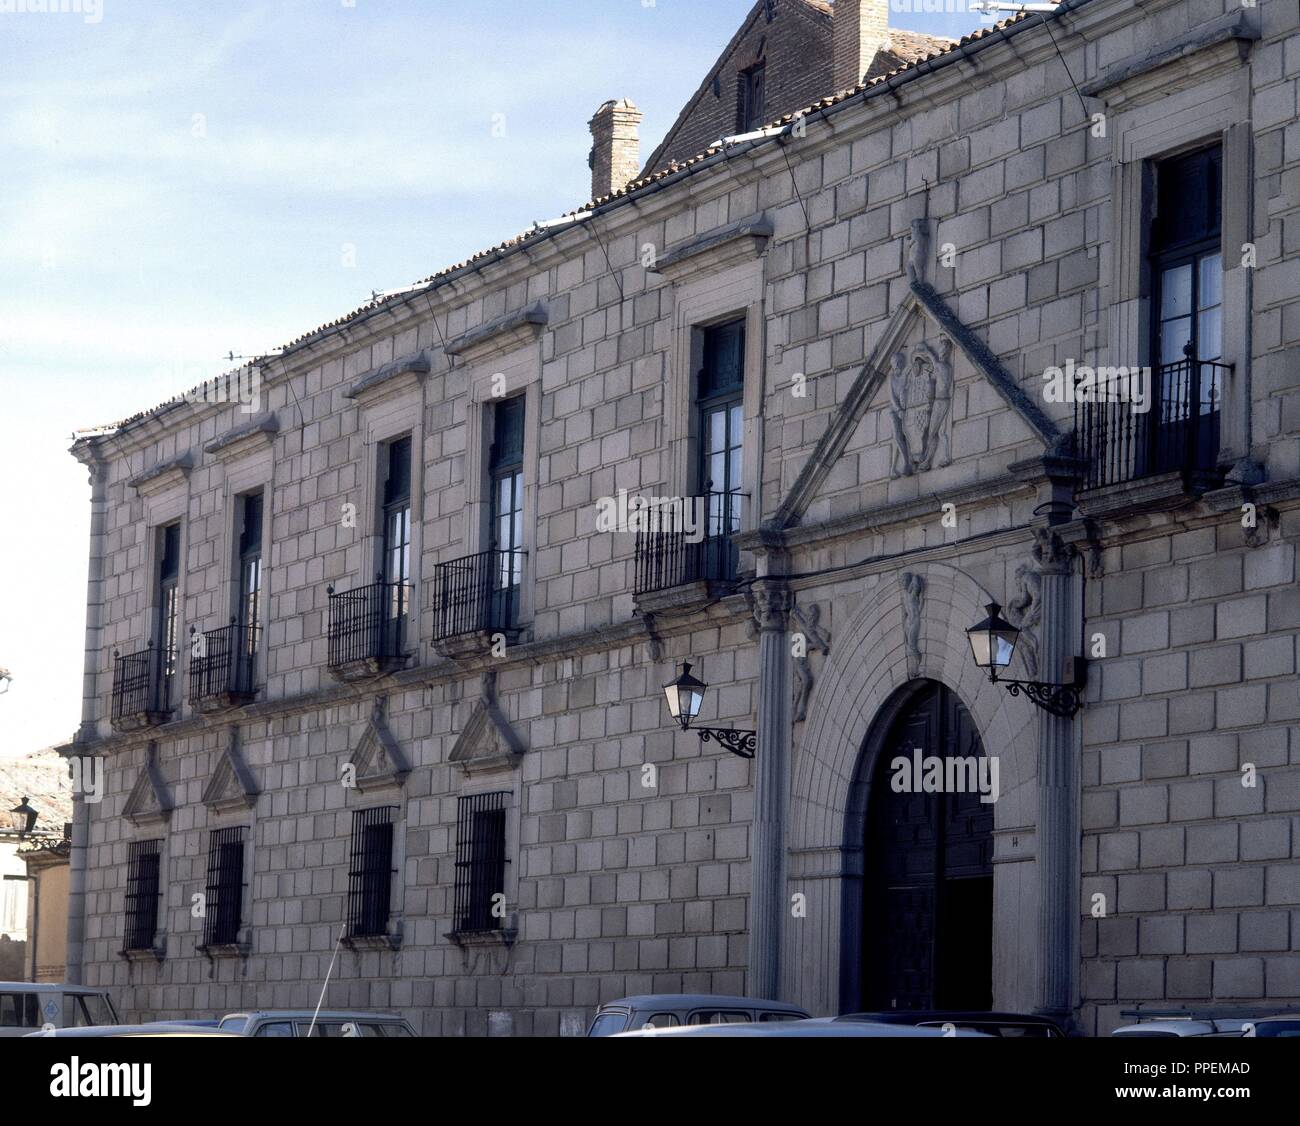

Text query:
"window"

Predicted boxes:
[[346, 806, 395, 938], [453, 791, 509, 933], [202, 826, 246, 946], [124, 839, 162, 951], [0, 993, 39, 1029], [1149, 145, 1223, 471], [253, 1021, 295, 1037], [697, 320, 745, 576], [738, 61, 766, 133], [382, 436, 412, 630], [156, 524, 181, 709], [489, 398, 525, 597], [237, 492, 262, 682]]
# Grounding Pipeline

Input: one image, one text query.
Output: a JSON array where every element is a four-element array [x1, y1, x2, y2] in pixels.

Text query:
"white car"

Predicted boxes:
[[0, 982, 119, 1037]]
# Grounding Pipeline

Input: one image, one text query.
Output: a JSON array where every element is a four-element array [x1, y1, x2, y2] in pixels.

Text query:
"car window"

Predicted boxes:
[[72, 994, 116, 1026], [218, 1016, 248, 1033], [1256, 1023, 1300, 1038], [381, 1022, 415, 1037], [588, 1012, 629, 1037], [641, 1013, 681, 1030], [690, 1010, 749, 1025], [357, 1023, 387, 1037], [1, 993, 40, 1028], [759, 1012, 802, 1023], [253, 1021, 296, 1037], [298, 1021, 353, 1037]]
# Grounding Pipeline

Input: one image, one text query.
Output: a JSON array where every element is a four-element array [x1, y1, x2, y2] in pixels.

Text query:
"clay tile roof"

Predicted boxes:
[[80, 5, 1058, 439]]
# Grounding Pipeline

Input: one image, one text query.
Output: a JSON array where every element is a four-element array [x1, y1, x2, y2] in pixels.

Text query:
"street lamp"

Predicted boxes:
[[9, 797, 37, 838], [662, 662, 756, 759], [966, 602, 1086, 719]]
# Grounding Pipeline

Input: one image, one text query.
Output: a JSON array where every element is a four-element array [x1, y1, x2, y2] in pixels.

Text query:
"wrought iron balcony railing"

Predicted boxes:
[[189, 620, 260, 708], [633, 491, 743, 597], [111, 642, 177, 726], [1074, 355, 1229, 491], [327, 579, 411, 671], [433, 549, 525, 641]]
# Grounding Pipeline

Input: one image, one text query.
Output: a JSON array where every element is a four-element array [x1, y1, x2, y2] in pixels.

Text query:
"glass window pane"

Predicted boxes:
[[1198, 306, 1222, 361], [709, 453, 725, 492], [1160, 264, 1192, 319], [1198, 254, 1222, 310], [710, 410, 725, 451], [1160, 317, 1191, 365], [730, 404, 743, 448]]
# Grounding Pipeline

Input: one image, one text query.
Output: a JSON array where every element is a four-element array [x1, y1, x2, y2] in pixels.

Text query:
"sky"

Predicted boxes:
[[0, 0, 996, 758]]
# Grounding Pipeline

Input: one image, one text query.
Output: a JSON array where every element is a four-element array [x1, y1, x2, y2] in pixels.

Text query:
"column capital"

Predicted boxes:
[[1032, 527, 1075, 576], [751, 583, 792, 633]]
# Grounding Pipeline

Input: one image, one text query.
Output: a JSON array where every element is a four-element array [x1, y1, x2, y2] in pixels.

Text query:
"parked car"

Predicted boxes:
[[1250, 1015, 1300, 1037], [1112, 1018, 1251, 1037], [616, 1017, 990, 1037], [217, 1010, 416, 1037], [0, 982, 119, 1037], [587, 994, 811, 1036], [25, 1023, 237, 1038], [835, 1010, 1067, 1038]]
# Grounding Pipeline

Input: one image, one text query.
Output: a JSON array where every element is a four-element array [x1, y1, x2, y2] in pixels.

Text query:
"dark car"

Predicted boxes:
[[835, 1011, 1067, 1038]]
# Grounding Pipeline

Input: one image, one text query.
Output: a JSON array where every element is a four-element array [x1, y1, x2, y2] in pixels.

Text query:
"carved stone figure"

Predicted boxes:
[[791, 603, 832, 724], [889, 337, 954, 477], [1006, 562, 1042, 679], [901, 572, 925, 679]]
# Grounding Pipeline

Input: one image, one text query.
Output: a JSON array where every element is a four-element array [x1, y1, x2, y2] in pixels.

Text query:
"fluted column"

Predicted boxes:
[[749, 581, 792, 1000], [1033, 528, 1078, 1022]]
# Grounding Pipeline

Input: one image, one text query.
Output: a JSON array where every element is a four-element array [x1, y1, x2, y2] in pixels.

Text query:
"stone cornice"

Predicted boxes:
[[204, 413, 279, 461], [343, 351, 432, 403], [648, 215, 773, 282]]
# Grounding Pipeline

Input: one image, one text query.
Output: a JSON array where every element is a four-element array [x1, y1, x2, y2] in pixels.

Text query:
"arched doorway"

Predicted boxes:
[[860, 680, 993, 1011]]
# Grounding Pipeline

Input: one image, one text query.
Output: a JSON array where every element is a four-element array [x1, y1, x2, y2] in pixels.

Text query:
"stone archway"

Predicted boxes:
[[780, 563, 1039, 1017]]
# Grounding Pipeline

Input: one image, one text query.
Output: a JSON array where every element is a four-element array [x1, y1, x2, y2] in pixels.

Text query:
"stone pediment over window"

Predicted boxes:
[[202, 729, 260, 815], [649, 214, 773, 283], [122, 742, 174, 828], [449, 672, 525, 778], [127, 454, 193, 498], [343, 353, 432, 405], [204, 413, 279, 464], [444, 304, 549, 365], [765, 219, 1065, 532], [347, 696, 411, 793]]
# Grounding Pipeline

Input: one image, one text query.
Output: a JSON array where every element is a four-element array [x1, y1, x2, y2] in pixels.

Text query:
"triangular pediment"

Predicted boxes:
[[449, 673, 525, 778], [122, 742, 173, 828], [348, 697, 411, 793], [202, 729, 260, 814], [769, 220, 1065, 531]]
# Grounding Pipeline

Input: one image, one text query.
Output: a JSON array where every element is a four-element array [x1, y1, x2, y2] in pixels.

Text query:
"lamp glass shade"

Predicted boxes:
[[663, 662, 708, 730], [9, 797, 36, 834], [966, 602, 1019, 671]]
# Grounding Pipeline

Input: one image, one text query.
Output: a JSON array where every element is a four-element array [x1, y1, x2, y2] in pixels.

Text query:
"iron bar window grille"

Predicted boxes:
[[123, 839, 162, 951], [346, 806, 396, 938], [433, 550, 526, 640], [202, 826, 246, 947], [452, 791, 509, 934]]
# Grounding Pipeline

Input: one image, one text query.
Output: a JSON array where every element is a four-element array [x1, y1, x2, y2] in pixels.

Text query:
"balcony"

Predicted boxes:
[[1074, 356, 1229, 515], [433, 549, 524, 657], [633, 492, 743, 608], [111, 643, 177, 730], [188, 621, 260, 712], [327, 579, 411, 679]]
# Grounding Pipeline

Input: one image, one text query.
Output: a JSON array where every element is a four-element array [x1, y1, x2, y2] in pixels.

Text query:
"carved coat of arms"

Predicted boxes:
[[888, 336, 954, 477]]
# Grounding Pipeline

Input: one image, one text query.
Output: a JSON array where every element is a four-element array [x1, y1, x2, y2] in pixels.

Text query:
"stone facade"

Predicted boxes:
[[63, 0, 1300, 1036]]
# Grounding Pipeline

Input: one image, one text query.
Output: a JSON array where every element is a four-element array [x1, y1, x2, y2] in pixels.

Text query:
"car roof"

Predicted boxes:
[[598, 995, 808, 1012], [616, 1018, 989, 1038], [26, 1024, 237, 1037], [838, 1010, 1061, 1026], [1112, 1020, 1231, 1036], [0, 982, 111, 995], [221, 1010, 408, 1021]]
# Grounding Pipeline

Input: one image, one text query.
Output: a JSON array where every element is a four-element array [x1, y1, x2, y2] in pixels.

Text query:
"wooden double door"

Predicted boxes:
[[861, 681, 994, 1011]]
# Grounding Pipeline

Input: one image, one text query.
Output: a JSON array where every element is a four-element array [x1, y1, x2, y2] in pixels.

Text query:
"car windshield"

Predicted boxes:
[[588, 1012, 629, 1037]]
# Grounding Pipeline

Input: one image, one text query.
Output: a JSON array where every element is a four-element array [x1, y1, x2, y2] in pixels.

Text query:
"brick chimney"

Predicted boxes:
[[832, 0, 891, 91], [588, 98, 643, 200]]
